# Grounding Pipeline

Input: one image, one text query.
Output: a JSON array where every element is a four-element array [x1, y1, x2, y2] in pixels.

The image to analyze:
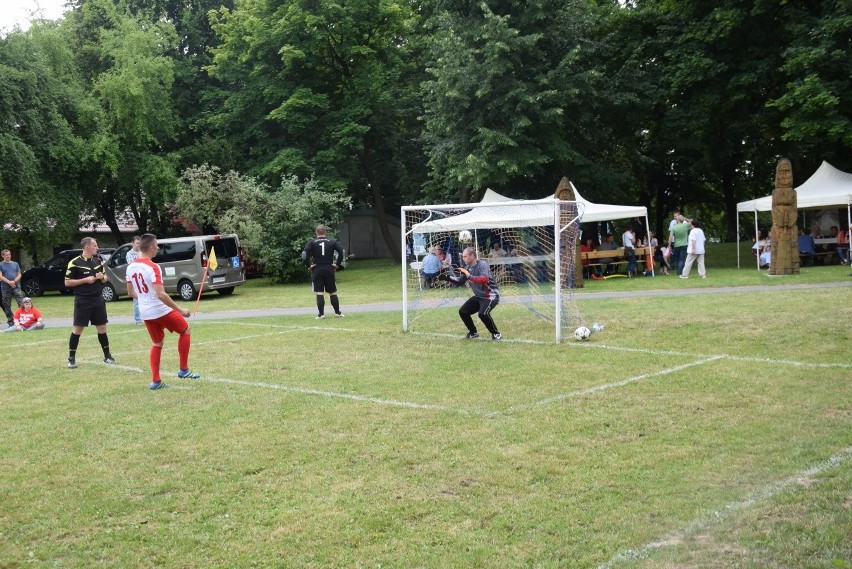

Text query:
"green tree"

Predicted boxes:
[[68, 0, 180, 241], [0, 22, 87, 262], [613, 0, 851, 240], [176, 164, 349, 283], [208, 0, 421, 261], [421, 0, 572, 203], [767, 0, 851, 167]]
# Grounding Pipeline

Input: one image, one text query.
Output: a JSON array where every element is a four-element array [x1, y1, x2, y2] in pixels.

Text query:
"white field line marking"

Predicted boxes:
[[202, 375, 476, 414], [409, 331, 852, 369], [83, 338, 476, 413], [598, 446, 852, 569], [721, 354, 852, 369], [410, 330, 543, 344], [488, 356, 725, 417]]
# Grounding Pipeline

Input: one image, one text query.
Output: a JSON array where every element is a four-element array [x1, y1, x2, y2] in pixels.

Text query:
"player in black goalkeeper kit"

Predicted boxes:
[[302, 224, 345, 319], [443, 246, 501, 340]]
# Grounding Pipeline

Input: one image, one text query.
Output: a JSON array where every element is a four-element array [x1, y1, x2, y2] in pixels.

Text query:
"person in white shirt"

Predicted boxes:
[[680, 219, 707, 279], [124, 236, 143, 324], [126, 233, 200, 390], [622, 227, 637, 278]]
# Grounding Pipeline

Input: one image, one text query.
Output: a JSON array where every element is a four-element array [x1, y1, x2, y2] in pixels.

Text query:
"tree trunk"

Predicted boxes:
[[721, 167, 738, 242], [360, 141, 402, 263], [96, 180, 125, 245]]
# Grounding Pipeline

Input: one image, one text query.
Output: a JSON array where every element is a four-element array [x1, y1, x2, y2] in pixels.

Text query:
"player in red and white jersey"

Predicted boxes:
[[126, 233, 200, 390]]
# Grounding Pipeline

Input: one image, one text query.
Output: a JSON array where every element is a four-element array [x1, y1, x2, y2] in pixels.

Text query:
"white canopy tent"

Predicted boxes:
[[736, 161, 852, 268], [412, 182, 648, 232]]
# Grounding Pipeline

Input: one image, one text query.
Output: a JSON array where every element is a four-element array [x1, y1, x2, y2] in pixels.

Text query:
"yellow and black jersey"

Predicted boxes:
[[65, 255, 105, 303]]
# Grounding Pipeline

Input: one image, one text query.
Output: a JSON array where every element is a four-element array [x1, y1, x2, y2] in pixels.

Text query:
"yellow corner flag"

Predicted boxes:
[[208, 248, 218, 271]]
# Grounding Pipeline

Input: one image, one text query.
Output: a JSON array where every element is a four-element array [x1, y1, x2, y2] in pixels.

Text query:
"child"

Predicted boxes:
[[12, 297, 45, 331], [659, 245, 672, 275]]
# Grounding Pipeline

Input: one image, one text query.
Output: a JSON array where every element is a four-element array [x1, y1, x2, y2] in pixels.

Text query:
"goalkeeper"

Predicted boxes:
[[440, 246, 501, 341]]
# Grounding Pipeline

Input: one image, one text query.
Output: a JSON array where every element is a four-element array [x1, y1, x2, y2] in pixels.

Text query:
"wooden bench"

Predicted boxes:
[[799, 251, 835, 266], [581, 247, 652, 273]]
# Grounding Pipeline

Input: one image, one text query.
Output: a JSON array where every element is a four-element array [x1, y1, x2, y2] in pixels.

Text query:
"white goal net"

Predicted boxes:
[[401, 198, 586, 343]]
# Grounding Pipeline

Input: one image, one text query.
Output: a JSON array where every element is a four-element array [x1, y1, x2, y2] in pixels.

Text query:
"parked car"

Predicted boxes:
[[21, 248, 115, 297], [103, 234, 246, 302]]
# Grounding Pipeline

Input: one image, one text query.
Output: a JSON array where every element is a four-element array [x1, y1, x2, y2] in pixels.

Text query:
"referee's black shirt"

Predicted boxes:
[[65, 255, 105, 305]]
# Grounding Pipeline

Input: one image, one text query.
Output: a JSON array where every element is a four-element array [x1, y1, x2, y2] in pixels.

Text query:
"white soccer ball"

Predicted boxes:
[[459, 230, 472, 243], [574, 326, 591, 341]]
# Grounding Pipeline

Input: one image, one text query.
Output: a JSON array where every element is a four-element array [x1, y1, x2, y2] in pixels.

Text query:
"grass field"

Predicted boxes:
[[1, 244, 850, 568]]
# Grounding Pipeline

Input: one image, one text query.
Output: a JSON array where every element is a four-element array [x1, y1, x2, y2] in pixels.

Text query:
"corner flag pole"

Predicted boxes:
[[194, 248, 218, 315]]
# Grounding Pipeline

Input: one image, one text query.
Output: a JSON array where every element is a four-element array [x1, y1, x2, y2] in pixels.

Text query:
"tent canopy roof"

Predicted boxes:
[[736, 161, 852, 212], [412, 184, 647, 232]]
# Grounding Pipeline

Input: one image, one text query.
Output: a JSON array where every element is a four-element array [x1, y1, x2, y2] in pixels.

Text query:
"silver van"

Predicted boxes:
[[103, 234, 246, 302]]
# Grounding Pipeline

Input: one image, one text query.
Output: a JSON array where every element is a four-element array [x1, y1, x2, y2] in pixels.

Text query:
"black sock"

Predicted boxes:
[[316, 295, 325, 316], [69, 333, 80, 360], [330, 295, 340, 315], [98, 332, 111, 357]]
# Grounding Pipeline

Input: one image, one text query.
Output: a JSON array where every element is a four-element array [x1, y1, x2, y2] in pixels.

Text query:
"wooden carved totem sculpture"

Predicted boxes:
[[769, 158, 799, 275], [554, 177, 583, 288]]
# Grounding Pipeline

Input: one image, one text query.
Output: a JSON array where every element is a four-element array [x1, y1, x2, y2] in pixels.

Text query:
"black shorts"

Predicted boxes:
[[312, 267, 337, 293], [73, 300, 109, 327]]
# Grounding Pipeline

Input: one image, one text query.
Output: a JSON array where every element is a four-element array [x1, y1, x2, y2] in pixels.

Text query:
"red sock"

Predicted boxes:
[[178, 332, 191, 370], [150, 345, 163, 381]]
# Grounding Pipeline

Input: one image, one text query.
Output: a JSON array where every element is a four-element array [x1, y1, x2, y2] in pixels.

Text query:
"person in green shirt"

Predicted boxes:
[[667, 214, 691, 276]]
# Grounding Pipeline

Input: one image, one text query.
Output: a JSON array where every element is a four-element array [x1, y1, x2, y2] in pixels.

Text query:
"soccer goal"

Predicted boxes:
[[401, 197, 586, 343]]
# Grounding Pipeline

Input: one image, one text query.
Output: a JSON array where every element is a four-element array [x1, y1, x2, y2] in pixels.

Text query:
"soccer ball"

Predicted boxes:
[[459, 230, 473, 243], [574, 326, 591, 341]]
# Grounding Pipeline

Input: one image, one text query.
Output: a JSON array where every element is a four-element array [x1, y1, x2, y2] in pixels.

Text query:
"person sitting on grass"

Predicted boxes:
[[10, 297, 44, 331]]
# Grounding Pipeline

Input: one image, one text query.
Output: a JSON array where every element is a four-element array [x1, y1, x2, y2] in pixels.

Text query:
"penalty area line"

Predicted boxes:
[[409, 331, 847, 369], [202, 374, 477, 415], [490, 356, 725, 417], [597, 446, 852, 569]]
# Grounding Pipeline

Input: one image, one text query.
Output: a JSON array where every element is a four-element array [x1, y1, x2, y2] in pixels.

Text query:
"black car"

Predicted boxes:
[[21, 248, 115, 297]]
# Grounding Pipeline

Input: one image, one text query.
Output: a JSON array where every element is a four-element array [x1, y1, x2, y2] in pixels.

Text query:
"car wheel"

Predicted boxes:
[[22, 278, 43, 297], [178, 279, 196, 302], [101, 282, 117, 302], [217, 286, 235, 296]]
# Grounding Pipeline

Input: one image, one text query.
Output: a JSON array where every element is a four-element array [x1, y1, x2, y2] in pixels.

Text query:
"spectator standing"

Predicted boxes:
[[125, 236, 143, 324], [1, 249, 24, 330], [10, 297, 44, 331], [668, 215, 690, 276], [622, 226, 637, 278], [64, 237, 115, 368], [835, 225, 849, 265], [680, 220, 707, 279]]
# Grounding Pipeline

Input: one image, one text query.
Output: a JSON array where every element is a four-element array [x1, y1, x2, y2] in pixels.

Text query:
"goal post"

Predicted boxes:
[[401, 197, 586, 343]]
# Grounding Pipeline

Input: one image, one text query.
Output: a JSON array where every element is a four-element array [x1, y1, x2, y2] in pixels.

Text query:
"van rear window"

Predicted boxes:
[[154, 242, 196, 263], [206, 238, 238, 261]]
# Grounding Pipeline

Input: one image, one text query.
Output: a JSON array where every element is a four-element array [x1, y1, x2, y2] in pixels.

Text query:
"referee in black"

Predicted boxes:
[[301, 224, 345, 319], [64, 237, 116, 368]]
